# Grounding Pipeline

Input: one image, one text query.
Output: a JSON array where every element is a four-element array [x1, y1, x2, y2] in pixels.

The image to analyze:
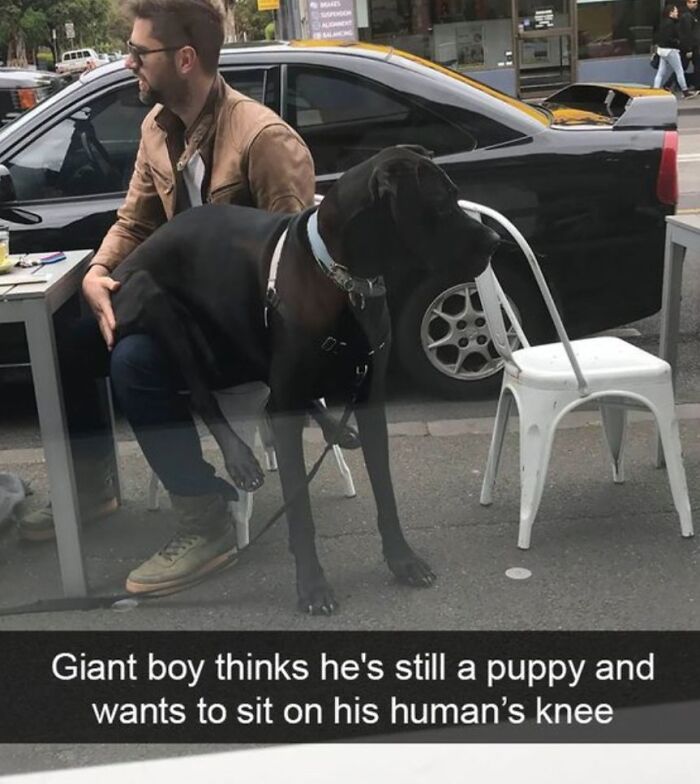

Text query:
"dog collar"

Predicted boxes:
[[307, 209, 386, 300]]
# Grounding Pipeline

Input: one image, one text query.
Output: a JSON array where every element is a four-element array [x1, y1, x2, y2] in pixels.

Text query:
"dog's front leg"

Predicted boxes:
[[354, 369, 436, 588], [269, 361, 337, 615]]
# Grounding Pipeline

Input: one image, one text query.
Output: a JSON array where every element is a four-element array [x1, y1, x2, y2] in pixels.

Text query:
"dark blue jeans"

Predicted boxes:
[[60, 314, 232, 498]]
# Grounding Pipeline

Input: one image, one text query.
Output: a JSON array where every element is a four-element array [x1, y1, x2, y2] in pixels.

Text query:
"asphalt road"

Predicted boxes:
[[1, 107, 700, 777]]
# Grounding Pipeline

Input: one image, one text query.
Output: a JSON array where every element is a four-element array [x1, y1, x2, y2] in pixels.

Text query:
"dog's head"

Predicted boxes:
[[317, 146, 499, 280]]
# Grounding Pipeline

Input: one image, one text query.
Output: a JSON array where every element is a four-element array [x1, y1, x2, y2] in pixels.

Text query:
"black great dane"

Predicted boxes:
[[111, 147, 500, 614]]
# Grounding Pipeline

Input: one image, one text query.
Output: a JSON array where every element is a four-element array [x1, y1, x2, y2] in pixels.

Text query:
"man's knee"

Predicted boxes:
[[110, 334, 181, 393]]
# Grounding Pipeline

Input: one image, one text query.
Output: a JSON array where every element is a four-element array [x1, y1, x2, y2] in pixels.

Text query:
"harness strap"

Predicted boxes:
[[265, 227, 289, 327]]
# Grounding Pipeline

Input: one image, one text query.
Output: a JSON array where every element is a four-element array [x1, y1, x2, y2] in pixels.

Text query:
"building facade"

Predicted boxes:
[[308, 0, 670, 96]]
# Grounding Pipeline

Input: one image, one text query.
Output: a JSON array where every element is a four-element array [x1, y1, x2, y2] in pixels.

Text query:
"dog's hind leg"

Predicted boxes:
[[114, 270, 265, 492], [354, 364, 436, 588]]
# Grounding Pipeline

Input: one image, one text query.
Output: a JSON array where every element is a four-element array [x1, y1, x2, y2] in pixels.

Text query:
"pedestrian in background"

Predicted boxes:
[[680, 0, 700, 89], [655, 2, 698, 98]]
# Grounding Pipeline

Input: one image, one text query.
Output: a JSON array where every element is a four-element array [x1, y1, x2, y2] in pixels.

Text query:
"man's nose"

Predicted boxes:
[[124, 52, 138, 70]]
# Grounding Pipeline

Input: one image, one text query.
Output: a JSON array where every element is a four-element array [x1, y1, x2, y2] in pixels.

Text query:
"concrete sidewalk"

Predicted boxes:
[[1, 394, 699, 632]]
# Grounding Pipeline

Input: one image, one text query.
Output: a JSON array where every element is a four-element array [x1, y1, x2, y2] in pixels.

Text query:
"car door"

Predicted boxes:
[[0, 80, 148, 255]]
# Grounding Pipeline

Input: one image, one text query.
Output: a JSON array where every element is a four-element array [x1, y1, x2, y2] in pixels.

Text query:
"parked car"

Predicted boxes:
[[0, 67, 65, 128], [0, 42, 678, 398], [56, 48, 100, 76]]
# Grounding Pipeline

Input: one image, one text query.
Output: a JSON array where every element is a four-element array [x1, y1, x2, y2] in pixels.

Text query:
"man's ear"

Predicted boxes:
[[176, 45, 198, 75]]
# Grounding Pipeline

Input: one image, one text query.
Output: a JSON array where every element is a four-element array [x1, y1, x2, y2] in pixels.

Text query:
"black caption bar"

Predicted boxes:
[[2, 631, 700, 743]]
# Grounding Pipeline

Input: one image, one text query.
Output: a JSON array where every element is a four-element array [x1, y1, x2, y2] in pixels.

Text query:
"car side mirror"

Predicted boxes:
[[0, 164, 16, 203]]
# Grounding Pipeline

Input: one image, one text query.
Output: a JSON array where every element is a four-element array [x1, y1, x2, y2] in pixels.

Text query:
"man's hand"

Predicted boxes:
[[82, 265, 121, 350]]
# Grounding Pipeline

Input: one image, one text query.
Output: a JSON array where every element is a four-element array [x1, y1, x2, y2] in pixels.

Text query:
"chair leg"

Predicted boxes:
[[518, 413, 556, 550], [600, 402, 627, 484], [229, 491, 253, 549], [332, 445, 356, 498], [480, 389, 513, 506], [147, 471, 161, 511], [258, 414, 278, 472], [652, 388, 694, 538]]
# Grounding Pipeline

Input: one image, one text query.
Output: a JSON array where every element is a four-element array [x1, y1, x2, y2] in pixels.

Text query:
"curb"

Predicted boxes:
[[2, 403, 700, 466]]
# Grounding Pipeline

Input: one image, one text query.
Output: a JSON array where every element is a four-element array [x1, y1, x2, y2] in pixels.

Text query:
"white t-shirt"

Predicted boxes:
[[182, 151, 206, 208]]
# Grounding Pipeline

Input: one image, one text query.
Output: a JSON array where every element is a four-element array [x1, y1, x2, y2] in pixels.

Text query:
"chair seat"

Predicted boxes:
[[510, 336, 670, 391]]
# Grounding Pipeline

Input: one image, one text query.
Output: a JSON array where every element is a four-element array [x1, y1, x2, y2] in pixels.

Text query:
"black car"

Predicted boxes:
[[0, 67, 65, 128], [0, 42, 679, 398]]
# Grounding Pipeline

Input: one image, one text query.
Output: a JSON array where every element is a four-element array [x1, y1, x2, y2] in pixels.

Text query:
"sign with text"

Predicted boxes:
[[308, 0, 356, 40], [257, 0, 279, 11], [534, 8, 555, 29], [65, 22, 75, 39]]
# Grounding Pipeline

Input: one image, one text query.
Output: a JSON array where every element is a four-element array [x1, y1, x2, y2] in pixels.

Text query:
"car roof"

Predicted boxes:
[[80, 40, 548, 129]]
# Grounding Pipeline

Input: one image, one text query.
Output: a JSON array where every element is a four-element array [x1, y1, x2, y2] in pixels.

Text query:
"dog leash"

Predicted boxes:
[[0, 368, 369, 618]]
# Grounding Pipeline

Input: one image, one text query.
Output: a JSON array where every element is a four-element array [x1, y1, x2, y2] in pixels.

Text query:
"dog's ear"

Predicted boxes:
[[368, 152, 461, 264]]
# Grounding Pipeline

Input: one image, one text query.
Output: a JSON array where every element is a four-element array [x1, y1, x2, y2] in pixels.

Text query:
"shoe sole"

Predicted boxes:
[[17, 498, 119, 542], [125, 546, 238, 597]]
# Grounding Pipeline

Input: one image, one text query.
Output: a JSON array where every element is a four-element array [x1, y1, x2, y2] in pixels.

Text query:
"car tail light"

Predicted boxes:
[[16, 88, 37, 111], [656, 130, 678, 206]]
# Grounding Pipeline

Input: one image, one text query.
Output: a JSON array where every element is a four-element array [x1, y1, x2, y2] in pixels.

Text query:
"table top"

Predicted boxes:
[[0, 250, 93, 301], [667, 213, 700, 233]]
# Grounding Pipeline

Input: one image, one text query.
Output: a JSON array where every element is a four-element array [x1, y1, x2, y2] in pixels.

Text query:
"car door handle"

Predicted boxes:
[[0, 207, 42, 225]]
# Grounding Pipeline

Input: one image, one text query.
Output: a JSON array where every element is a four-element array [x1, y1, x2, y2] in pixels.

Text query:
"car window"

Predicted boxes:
[[4, 83, 149, 201], [221, 67, 279, 109], [286, 66, 476, 175]]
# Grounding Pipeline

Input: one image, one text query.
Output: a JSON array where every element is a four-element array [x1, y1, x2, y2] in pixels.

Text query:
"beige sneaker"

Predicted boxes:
[[17, 455, 117, 542], [125, 524, 238, 595], [17, 495, 117, 542], [126, 492, 237, 595]]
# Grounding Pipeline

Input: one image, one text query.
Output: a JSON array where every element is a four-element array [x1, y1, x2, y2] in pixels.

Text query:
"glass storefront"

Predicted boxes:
[[579, 0, 658, 59], [361, 0, 665, 93]]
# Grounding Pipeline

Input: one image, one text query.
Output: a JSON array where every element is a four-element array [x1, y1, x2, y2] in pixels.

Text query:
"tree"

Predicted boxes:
[[223, 0, 273, 43], [0, 0, 124, 66]]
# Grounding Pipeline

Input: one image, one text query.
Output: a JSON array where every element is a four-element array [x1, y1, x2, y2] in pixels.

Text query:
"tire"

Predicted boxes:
[[395, 266, 550, 400]]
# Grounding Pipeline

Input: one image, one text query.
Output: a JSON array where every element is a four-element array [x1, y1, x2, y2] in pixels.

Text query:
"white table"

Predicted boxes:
[[0, 250, 114, 597], [656, 214, 700, 466]]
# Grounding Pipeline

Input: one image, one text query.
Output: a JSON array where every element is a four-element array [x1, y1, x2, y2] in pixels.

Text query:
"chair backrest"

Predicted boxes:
[[459, 199, 589, 396]]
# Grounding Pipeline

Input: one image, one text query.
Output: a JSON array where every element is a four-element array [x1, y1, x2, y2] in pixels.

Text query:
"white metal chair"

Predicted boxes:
[[458, 199, 693, 549], [147, 382, 356, 548]]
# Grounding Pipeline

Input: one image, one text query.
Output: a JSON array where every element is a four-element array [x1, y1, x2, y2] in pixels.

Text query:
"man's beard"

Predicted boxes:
[[138, 74, 188, 109], [138, 82, 163, 106]]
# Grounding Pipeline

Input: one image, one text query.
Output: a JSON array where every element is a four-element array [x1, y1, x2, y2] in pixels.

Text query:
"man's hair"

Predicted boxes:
[[127, 0, 224, 74]]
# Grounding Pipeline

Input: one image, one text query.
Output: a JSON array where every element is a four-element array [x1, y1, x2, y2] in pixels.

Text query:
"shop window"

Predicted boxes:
[[286, 66, 476, 175], [368, 0, 512, 67], [578, 0, 659, 59]]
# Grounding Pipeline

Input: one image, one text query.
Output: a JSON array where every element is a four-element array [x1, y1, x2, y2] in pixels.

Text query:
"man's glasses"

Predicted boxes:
[[126, 40, 189, 66]]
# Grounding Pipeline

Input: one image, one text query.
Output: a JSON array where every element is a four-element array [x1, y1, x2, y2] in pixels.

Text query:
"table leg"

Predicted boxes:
[[103, 380, 123, 505], [23, 299, 87, 597], [656, 235, 686, 468]]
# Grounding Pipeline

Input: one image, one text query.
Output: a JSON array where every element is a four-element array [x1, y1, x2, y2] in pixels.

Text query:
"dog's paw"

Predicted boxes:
[[224, 444, 265, 493], [297, 575, 339, 616], [386, 549, 436, 588]]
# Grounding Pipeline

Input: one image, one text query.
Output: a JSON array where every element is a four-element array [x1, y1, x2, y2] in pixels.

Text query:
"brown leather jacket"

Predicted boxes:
[[90, 75, 315, 271]]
